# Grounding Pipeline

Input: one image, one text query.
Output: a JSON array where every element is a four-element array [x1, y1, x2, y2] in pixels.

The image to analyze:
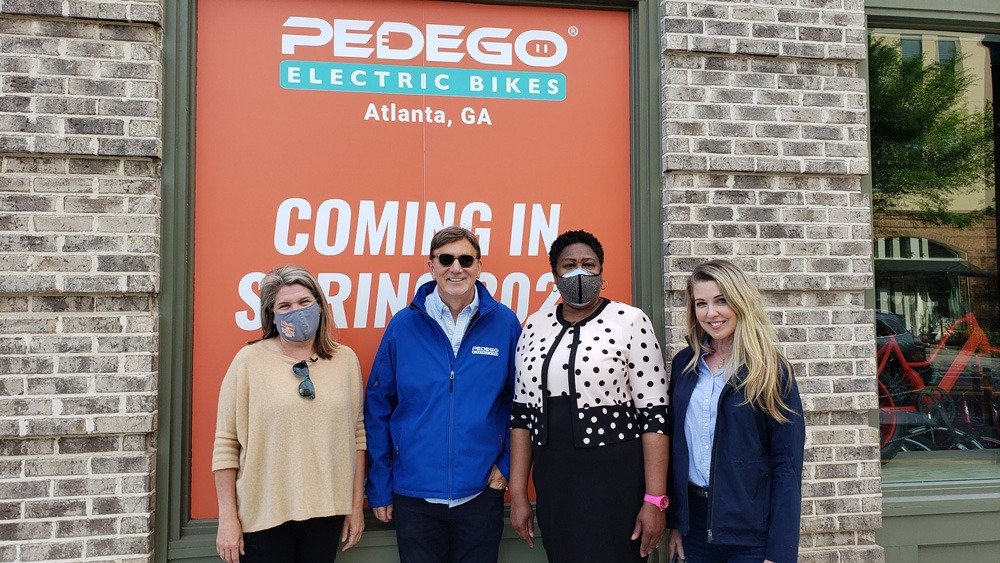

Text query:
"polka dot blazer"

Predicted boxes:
[[511, 299, 670, 447]]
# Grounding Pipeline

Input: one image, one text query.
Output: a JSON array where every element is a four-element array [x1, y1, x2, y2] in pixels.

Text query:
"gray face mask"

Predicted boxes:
[[554, 267, 602, 307], [273, 302, 321, 342]]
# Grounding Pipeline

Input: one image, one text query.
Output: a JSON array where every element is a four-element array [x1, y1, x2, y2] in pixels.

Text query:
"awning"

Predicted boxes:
[[875, 258, 991, 277]]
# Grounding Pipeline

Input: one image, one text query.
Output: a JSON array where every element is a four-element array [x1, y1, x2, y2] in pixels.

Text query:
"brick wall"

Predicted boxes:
[[0, 1, 161, 561], [660, 1, 882, 561]]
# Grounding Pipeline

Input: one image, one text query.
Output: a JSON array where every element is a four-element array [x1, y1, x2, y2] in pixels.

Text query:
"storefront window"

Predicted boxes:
[[870, 29, 999, 481]]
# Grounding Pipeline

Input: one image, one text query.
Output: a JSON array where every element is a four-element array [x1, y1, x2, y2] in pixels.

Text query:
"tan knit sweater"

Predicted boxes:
[[212, 340, 366, 533]]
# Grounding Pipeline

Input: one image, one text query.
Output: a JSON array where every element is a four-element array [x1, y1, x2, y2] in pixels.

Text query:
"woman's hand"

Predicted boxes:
[[214, 469, 243, 562], [373, 505, 393, 523], [340, 510, 364, 551], [509, 494, 535, 547], [343, 449, 366, 550], [216, 513, 244, 563], [667, 528, 685, 561], [631, 502, 666, 557], [508, 429, 534, 547]]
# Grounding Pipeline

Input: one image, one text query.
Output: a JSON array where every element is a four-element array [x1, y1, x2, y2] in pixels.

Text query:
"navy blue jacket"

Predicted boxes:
[[364, 281, 521, 508], [667, 347, 805, 563]]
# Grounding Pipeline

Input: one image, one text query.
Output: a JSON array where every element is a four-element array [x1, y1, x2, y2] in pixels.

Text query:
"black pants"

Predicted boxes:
[[683, 490, 766, 563], [393, 489, 504, 563], [241, 515, 345, 563]]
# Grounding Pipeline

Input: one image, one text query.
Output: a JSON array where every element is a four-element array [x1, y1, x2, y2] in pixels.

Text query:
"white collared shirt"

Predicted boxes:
[[424, 288, 479, 356], [422, 287, 481, 506]]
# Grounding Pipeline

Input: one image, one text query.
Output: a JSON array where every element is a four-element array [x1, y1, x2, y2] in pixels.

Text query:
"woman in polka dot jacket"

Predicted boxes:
[[666, 260, 805, 563], [508, 230, 670, 562]]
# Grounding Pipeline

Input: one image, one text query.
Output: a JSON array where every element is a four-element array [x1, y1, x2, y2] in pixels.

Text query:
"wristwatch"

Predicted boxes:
[[644, 493, 669, 511]]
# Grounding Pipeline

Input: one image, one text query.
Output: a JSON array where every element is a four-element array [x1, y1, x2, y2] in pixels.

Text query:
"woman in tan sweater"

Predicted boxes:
[[213, 265, 366, 562]]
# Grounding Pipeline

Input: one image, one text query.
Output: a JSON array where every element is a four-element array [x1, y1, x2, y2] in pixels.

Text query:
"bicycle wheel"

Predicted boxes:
[[880, 363, 913, 406], [879, 380, 897, 450], [899, 426, 986, 451], [896, 437, 932, 452]]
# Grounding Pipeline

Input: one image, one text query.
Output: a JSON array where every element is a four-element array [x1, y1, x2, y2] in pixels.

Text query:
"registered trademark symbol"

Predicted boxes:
[[568, 26, 579, 37]]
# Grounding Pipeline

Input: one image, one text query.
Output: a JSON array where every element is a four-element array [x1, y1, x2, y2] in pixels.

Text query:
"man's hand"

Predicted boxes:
[[373, 505, 393, 523], [487, 464, 507, 490], [631, 502, 666, 557]]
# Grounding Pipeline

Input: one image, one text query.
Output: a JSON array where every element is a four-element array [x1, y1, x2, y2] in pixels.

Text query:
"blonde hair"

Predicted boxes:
[[684, 259, 794, 423], [256, 265, 338, 359]]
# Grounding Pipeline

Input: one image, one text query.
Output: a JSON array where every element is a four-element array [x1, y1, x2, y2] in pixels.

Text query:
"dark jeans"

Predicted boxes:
[[683, 490, 767, 563], [393, 489, 504, 563], [241, 515, 345, 563]]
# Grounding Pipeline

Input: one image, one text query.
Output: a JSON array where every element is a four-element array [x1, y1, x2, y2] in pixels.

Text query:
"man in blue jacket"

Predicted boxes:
[[365, 226, 521, 563]]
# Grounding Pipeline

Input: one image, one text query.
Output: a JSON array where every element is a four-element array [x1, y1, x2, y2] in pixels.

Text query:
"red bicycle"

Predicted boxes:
[[878, 313, 1000, 460]]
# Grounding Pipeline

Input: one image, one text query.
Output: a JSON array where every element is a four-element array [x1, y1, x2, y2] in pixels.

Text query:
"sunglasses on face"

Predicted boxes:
[[435, 253, 476, 268], [292, 360, 316, 400]]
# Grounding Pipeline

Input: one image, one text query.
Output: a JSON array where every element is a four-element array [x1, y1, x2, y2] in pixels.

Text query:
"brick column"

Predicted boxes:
[[660, 1, 881, 560], [0, 1, 161, 560]]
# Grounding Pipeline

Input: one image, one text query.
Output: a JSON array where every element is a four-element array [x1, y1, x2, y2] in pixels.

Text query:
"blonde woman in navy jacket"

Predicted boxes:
[[667, 260, 805, 563]]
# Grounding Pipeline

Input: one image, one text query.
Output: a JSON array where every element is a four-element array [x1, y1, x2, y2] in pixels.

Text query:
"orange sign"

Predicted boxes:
[[190, 0, 631, 518]]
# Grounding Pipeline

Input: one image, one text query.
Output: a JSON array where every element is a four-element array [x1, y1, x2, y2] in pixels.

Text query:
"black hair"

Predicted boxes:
[[547, 230, 605, 271]]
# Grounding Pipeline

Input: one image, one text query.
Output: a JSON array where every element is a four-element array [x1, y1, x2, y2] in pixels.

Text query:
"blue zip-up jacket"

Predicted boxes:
[[667, 346, 805, 563], [364, 280, 521, 508]]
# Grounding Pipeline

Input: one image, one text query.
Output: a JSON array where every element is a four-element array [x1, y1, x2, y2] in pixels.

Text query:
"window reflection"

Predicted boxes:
[[939, 39, 957, 64], [901, 37, 923, 61], [870, 29, 999, 472]]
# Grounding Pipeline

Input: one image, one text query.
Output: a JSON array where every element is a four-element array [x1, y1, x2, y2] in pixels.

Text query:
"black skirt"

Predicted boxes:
[[532, 395, 646, 563]]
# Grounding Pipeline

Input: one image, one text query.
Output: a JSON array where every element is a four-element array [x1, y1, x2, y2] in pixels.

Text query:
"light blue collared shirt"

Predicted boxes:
[[422, 288, 480, 506], [424, 288, 479, 356], [684, 351, 728, 488]]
